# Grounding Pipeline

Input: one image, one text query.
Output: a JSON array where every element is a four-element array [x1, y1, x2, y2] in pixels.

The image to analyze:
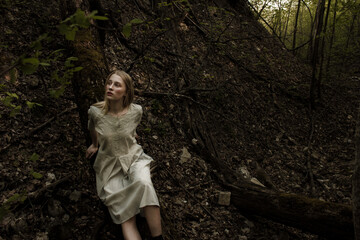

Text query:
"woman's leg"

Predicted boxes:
[[121, 216, 142, 240], [143, 205, 162, 237]]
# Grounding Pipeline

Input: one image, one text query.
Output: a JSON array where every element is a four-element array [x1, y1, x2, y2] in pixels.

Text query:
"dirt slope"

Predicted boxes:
[[0, 0, 358, 239]]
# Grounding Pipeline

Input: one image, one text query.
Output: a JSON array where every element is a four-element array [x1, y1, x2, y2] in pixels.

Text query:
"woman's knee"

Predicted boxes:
[[134, 178, 153, 189]]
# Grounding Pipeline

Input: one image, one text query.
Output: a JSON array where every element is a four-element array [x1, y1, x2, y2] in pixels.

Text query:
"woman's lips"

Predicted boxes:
[[107, 92, 113, 96]]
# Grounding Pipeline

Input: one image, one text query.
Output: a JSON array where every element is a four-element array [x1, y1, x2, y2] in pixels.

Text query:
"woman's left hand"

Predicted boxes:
[[86, 144, 98, 159]]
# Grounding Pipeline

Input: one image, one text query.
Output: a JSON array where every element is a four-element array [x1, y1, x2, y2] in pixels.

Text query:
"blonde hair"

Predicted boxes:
[[93, 70, 134, 114]]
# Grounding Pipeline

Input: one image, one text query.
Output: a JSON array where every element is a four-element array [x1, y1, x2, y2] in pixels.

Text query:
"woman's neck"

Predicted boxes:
[[108, 101, 127, 115]]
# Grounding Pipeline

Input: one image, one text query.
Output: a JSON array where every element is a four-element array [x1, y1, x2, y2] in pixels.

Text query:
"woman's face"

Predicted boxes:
[[105, 74, 127, 102]]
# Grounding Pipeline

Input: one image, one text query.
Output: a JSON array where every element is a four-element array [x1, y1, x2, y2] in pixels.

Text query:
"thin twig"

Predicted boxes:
[[0, 107, 77, 154], [138, 90, 236, 124], [162, 164, 220, 223]]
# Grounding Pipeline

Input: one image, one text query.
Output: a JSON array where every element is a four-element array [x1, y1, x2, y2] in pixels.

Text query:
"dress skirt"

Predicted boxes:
[[100, 155, 160, 224]]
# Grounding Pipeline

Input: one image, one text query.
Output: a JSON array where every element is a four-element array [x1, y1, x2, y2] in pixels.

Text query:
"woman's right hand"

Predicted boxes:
[[86, 144, 98, 159]]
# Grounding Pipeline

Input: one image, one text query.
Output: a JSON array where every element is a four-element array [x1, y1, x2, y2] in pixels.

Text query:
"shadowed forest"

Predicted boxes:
[[0, 0, 359, 239]]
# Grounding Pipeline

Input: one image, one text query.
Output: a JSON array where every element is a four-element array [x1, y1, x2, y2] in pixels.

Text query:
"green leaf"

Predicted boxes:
[[7, 194, 20, 203], [31, 171, 43, 179], [9, 68, 17, 83], [10, 105, 21, 117], [6, 92, 19, 99], [87, 10, 98, 18], [39, 62, 51, 66], [26, 101, 42, 109], [2, 96, 15, 108], [130, 18, 143, 24], [122, 23, 132, 38], [65, 27, 77, 41], [30, 153, 40, 162], [92, 15, 108, 20], [19, 195, 27, 203], [22, 58, 39, 65], [72, 66, 83, 72], [49, 86, 65, 98], [20, 57, 40, 74]]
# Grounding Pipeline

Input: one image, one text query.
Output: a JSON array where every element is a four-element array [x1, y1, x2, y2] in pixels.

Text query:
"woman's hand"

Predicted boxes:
[[86, 144, 98, 159]]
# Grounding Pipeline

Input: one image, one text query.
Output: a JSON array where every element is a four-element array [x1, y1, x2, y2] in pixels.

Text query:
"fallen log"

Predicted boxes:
[[187, 104, 354, 239]]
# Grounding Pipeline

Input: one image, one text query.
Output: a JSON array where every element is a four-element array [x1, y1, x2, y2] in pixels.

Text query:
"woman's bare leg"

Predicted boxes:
[[143, 206, 162, 237], [121, 216, 141, 240]]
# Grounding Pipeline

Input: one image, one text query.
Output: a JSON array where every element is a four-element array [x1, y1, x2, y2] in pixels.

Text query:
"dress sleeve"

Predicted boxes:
[[88, 107, 95, 130], [134, 105, 143, 126]]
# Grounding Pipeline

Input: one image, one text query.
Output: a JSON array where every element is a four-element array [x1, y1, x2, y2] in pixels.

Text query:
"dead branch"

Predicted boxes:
[[162, 164, 220, 223], [28, 175, 72, 200], [0, 107, 77, 154]]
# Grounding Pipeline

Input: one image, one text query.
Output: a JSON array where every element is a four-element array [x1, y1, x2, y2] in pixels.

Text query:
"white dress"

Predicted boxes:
[[88, 103, 159, 224]]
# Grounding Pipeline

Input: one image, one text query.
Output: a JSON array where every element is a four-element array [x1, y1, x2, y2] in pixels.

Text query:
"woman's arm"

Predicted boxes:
[[86, 127, 98, 159]]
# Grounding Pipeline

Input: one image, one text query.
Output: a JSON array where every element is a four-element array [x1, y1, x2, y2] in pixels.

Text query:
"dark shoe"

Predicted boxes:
[[151, 235, 164, 240]]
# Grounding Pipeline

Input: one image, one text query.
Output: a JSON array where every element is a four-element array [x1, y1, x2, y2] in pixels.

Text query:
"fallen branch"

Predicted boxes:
[[187, 104, 354, 239], [0, 107, 77, 154], [162, 164, 220, 223], [28, 175, 72, 200]]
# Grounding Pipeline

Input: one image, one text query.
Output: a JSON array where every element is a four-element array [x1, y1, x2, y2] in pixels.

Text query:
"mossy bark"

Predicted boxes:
[[70, 28, 107, 144], [353, 104, 360, 240]]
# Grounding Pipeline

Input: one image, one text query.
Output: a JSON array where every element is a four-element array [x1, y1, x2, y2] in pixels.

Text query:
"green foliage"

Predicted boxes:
[[122, 18, 144, 38], [30, 153, 40, 162], [49, 56, 83, 98], [58, 9, 108, 41], [26, 101, 42, 109], [0, 92, 21, 117], [29, 153, 43, 179], [0, 192, 27, 221], [30, 171, 43, 179]]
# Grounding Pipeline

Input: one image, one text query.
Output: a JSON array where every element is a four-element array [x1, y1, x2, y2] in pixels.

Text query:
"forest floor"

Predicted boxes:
[[1, 1, 359, 240]]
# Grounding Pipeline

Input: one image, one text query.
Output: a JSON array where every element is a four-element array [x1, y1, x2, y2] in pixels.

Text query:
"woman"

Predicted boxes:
[[86, 70, 163, 240]]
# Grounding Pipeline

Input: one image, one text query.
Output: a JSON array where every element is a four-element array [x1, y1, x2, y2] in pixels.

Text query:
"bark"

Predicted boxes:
[[59, 0, 108, 144], [282, 0, 293, 43], [310, 0, 326, 110], [325, 0, 338, 80], [187, 104, 354, 239], [317, 0, 332, 99], [292, 0, 301, 53], [353, 104, 360, 240]]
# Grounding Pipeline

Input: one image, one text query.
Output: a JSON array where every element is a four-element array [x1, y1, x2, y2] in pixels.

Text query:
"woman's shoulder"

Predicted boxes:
[[89, 102, 104, 115], [130, 103, 143, 113]]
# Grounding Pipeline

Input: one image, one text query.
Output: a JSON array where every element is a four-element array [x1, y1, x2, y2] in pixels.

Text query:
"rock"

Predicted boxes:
[[35, 232, 49, 240], [47, 199, 64, 217], [69, 190, 81, 202], [250, 177, 265, 188], [180, 147, 191, 164], [10, 217, 28, 233], [47, 173, 56, 181], [238, 166, 251, 179], [218, 191, 231, 206], [197, 158, 208, 171]]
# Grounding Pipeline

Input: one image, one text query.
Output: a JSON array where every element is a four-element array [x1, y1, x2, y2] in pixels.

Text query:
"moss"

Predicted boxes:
[[73, 29, 105, 69]]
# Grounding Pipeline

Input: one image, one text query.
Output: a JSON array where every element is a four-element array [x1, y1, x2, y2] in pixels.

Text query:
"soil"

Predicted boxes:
[[0, 0, 359, 240]]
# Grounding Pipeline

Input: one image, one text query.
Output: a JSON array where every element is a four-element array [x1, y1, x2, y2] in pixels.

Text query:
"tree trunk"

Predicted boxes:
[[59, 0, 108, 144], [310, 0, 326, 110], [282, 0, 293, 43], [317, 0, 332, 99], [353, 104, 360, 240], [325, 0, 338, 80], [187, 104, 354, 239], [292, 0, 301, 54]]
